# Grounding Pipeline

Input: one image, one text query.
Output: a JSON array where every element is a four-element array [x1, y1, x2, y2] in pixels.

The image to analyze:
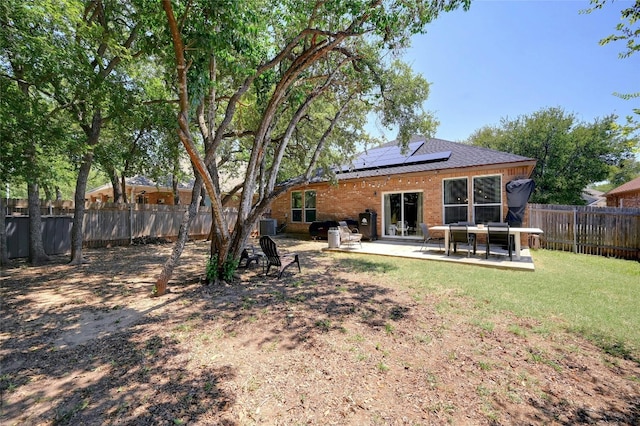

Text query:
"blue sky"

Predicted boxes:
[[371, 0, 640, 142]]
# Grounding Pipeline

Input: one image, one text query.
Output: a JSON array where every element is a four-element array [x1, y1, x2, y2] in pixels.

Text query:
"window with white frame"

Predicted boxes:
[[443, 178, 468, 224], [291, 190, 316, 222], [473, 175, 502, 224]]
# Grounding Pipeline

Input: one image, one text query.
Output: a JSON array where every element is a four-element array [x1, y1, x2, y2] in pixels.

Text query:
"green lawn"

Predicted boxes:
[[340, 249, 640, 360]]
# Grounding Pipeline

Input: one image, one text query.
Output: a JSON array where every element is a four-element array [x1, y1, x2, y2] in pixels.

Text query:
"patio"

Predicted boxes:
[[323, 239, 537, 271]]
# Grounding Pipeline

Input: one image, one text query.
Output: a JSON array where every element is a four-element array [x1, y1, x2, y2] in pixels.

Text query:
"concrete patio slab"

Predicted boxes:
[[323, 239, 536, 271]]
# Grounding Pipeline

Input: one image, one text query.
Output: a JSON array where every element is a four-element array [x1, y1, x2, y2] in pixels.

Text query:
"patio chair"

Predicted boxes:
[[448, 224, 475, 257], [456, 221, 477, 250], [396, 221, 408, 236], [419, 223, 444, 252], [259, 236, 301, 279], [338, 221, 363, 248], [486, 222, 513, 261], [239, 244, 262, 268]]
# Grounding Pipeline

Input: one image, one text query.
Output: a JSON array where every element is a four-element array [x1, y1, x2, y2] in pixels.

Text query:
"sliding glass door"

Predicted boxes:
[[383, 192, 423, 237]]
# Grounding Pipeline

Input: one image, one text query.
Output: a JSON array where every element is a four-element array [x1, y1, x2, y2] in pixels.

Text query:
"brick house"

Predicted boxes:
[[86, 175, 194, 205], [269, 136, 537, 240], [605, 176, 640, 208]]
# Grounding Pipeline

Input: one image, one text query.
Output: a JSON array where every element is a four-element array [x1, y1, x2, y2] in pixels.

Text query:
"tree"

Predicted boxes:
[[93, 99, 182, 204], [1, 0, 156, 265], [0, 61, 73, 265], [468, 107, 637, 204], [1, 1, 82, 264], [586, 1, 640, 134], [152, 0, 470, 295]]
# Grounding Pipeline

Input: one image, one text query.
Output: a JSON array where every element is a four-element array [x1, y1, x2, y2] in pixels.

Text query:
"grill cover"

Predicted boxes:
[[505, 179, 535, 227]]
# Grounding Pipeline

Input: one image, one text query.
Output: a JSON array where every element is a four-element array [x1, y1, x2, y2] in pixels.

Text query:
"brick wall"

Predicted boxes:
[[271, 165, 533, 236], [606, 191, 640, 208]]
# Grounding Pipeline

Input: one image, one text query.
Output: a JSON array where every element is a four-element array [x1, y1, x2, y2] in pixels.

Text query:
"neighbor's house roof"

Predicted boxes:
[[86, 175, 193, 196], [581, 188, 606, 207], [87, 173, 245, 196], [605, 176, 640, 196], [331, 136, 536, 181]]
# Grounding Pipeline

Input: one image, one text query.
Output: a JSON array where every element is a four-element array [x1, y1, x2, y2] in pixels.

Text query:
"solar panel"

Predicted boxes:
[[340, 141, 454, 172], [341, 147, 381, 171], [403, 150, 451, 165], [343, 141, 424, 171]]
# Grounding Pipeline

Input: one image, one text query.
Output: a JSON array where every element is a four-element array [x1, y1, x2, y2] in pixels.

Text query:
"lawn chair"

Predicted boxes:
[[338, 221, 363, 248], [486, 222, 513, 261], [239, 244, 262, 268], [259, 236, 301, 279], [419, 223, 444, 252], [448, 224, 475, 257]]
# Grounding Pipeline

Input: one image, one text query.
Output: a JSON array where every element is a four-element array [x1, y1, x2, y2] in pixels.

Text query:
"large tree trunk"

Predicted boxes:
[[69, 112, 102, 265], [69, 156, 92, 264], [172, 175, 180, 205], [108, 167, 123, 203], [43, 185, 53, 202], [0, 193, 8, 266], [154, 176, 203, 296], [27, 182, 49, 265], [121, 175, 128, 203]]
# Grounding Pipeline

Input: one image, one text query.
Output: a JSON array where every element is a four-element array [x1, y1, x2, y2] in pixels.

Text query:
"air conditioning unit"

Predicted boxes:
[[259, 219, 277, 236]]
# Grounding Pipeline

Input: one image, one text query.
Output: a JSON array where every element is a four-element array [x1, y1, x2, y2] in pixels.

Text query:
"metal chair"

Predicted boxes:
[[419, 223, 444, 252], [486, 223, 513, 261], [456, 221, 477, 251], [448, 224, 475, 257]]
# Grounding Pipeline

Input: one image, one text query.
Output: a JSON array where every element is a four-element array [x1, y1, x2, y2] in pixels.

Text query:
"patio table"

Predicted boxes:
[[429, 225, 544, 260]]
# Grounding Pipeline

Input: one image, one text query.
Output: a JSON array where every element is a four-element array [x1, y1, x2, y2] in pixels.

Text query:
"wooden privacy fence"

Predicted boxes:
[[528, 204, 640, 260], [82, 203, 235, 247], [5, 203, 239, 258]]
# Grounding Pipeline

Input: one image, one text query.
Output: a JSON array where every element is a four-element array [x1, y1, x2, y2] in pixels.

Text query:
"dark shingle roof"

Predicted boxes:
[[334, 137, 535, 180]]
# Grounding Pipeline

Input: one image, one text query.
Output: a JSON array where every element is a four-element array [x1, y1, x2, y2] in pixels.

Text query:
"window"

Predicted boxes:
[[304, 191, 316, 222], [443, 178, 468, 224], [291, 191, 302, 222], [291, 190, 316, 222], [473, 175, 502, 224]]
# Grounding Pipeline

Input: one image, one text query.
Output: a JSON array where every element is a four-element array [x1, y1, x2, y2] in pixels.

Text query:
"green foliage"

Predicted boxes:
[[588, 0, 640, 60], [585, 1, 640, 135], [206, 253, 240, 283], [0, 71, 78, 197], [467, 107, 638, 204], [156, 0, 472, 270], [3, 0, 474, 273], [1, 0, 164, 201]]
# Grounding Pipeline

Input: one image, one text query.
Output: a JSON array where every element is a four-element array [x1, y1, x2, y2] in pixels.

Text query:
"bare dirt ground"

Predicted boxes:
[[1, 238, 638, 425]]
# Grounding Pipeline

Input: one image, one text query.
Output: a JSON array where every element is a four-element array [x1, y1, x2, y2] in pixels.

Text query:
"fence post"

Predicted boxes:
[[573, 209, 577, 254], [129, 204, 133, 244]]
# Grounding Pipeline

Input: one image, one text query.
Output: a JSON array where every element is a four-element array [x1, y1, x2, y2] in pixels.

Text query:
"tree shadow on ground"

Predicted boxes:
[[2, 239, 639, 425], [1, 325, 237, 425], [183, 248, 406, 351], [1, 244, 238, 424]]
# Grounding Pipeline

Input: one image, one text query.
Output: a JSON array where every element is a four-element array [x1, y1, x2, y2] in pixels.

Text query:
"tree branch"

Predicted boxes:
[[162, 0, 228, 241]]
